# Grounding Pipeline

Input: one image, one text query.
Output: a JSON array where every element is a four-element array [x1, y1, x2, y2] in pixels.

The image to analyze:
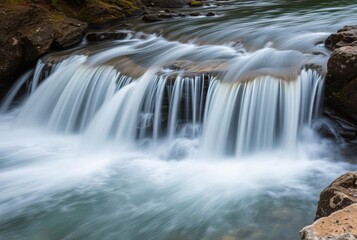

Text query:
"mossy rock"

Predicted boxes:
[[190, 1, 203, 7]]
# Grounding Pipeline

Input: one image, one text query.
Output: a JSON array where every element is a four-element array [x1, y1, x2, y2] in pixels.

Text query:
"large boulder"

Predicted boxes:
[[326, 47, 357, 93], [325, 26, 357, 123], [315, 172, 357, 220], [325, 25, 357, 50], [0, 3, 87, 99], [301, 203, 357, 240]]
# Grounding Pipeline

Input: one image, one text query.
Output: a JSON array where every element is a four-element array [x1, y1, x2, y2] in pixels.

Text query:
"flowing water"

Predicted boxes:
[[1, 0, 357, 239]]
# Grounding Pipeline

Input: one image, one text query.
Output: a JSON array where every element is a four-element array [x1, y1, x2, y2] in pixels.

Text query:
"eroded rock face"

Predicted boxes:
[[325, 26, 357, 123], [326, 47, 357, 94], [325, 25, 357, 50], [301, 203, 357, 240], [316, 172, 357, 220], [0, 3, 87, 98]]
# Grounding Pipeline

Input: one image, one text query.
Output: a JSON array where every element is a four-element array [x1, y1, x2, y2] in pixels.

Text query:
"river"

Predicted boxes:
[[0, 0, 357, 239]]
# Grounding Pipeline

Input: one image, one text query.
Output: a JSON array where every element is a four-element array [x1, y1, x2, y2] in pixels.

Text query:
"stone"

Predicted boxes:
[[52, 17, 87, 49], [189, 12, 201, 16], [325, 25, 357, 50], [86, 32, 128, 42], [326, 46, 357, 94], [316, 172, 357, 220], [324, 26, 357, 122], [300, 203, 357, 240], [206, 12, 216, 16], [190, 1, 203, 7], [141, 0, 189, 8]]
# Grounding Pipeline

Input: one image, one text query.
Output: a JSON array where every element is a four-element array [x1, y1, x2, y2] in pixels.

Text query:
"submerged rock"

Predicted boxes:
[[301, 203, 357, 240], [86, 32, 128, 42], [141, 0, 189, 8], [316, 172, 357, 220]]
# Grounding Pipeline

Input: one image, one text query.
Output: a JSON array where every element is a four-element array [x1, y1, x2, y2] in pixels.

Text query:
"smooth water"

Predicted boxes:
[[1, 0, 357, 239]]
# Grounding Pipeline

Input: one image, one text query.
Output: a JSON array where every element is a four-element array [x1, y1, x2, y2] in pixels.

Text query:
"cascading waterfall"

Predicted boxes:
[[202, 69, 323, 156], [5, 43, 324, 156], [2, 1, 357, 238]]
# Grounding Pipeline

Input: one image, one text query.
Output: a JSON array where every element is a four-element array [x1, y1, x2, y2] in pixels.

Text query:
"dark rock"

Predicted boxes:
[[206, 12, 216, 16], [56, 0, 144, 28], [19, 26, 54, 64], [52, 18, 87, 49], [315, 172, 357, 220], [326, 46, 357, 93], [322, 108, 357, 143], [141, 0, 189, 8], [143, 14, 163, 22], [0, 3, 87, 92], [325, 25, 357, 50], [189, 12, 201, 16], [86, 32, 128, 42], [324, 26, 357, 123]]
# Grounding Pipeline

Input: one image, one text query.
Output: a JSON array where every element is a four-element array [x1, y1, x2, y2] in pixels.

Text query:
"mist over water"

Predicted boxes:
[[1, 0, 357, 239]]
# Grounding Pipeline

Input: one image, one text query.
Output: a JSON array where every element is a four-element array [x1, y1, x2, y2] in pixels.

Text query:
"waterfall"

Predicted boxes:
[[3, 36, 325, 156], [201, 69, 323, 156]]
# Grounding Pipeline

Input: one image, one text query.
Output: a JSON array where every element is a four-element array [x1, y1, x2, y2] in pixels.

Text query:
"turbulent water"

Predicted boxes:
[[1, 0, 357, 239]]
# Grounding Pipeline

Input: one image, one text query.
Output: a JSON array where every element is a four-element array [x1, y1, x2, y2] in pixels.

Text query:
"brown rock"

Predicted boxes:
[[141, 0, 189, 8], [86, 32, 128, 42], [52, 17, 87, 49], [326, 46, 357, 94], [315, 172, 357, 220], [301, 203, 357, 240], [19, 25, 54, 63], [325, 25, 357, 50], [0, 3, 87, 100]]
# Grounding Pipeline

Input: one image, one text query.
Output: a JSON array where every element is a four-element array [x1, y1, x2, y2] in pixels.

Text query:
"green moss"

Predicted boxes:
[[190, 1, 203, 7]]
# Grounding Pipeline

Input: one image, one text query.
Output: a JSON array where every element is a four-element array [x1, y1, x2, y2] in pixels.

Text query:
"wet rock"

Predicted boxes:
[[190, 1, 203, 7], [325, 26, 357, 122], [206, 12, 216, 16], [52, 18, 87, 49], [316, 172, 357, 220], [320, 109, 357, 143], [300, 203, 357, 240], [0, 4, 87, 79], [326, 46, 357, 94], [141, 0, 189, 8], [142, 12, 179, 22], [19, 26, 54, 64], [189, 12, 201, 16], [86, 32, 128, 42], [325, 25, 357, 50], [57, 0, 144, 28], [143, 14, 163, 22]]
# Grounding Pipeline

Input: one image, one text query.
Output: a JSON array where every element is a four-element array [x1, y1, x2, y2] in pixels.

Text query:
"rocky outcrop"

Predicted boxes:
[[325, 26, 357, 123], [0, 3, 87, 98], [301, 203, 357, 240], [315, 172, 357, 220], [300, 172, 357, 240], [54, 0, 144, 27], [325, 25, 357, 50], [0, 0, 146, 99]]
